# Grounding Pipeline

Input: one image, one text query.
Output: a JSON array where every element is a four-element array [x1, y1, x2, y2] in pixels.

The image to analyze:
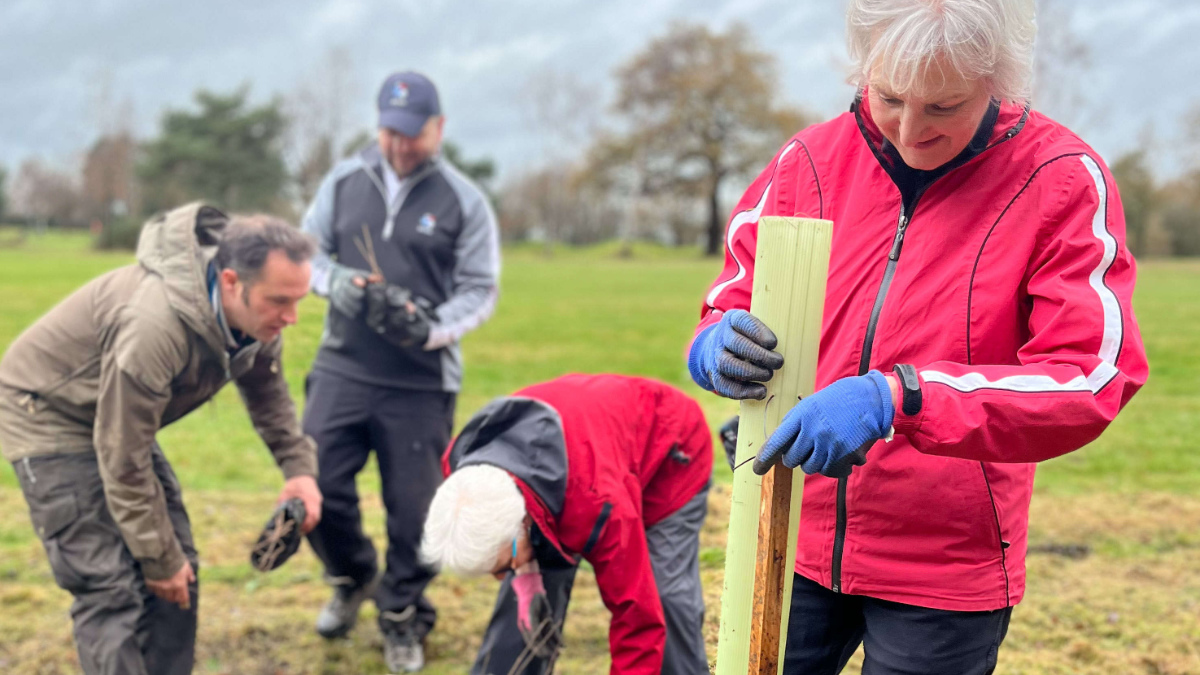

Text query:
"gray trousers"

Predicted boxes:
[[473, 485, 711, 675], [12, 445, 199, 675]]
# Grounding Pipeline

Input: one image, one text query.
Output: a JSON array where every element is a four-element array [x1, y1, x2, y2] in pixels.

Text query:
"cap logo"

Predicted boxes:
[[389, 82, 410, 107], [417, 212, 437, 235]]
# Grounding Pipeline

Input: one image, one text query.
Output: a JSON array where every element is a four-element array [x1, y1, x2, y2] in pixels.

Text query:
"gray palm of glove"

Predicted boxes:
[[328, 264, 368, 320]]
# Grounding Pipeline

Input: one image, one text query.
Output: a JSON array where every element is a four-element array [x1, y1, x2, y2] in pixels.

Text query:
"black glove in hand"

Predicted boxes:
[[365, 281, 436, 348], [521, 592, 561, 659], [250, 498, 306, 572], [720, 416, 740, 471]]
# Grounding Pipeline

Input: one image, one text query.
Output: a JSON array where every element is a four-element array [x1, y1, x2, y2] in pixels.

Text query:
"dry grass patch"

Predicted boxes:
[[2, 486, 1198, 674]]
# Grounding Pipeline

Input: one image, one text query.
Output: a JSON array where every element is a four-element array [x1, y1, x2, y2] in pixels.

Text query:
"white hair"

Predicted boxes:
[[420, 464, 527, 576], [846, 0, 1036, 103]]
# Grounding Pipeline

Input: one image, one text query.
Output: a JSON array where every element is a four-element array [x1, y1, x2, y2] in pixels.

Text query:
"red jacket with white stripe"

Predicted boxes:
[[444, 374, 713, 674], [694, 92, 1148, 611]]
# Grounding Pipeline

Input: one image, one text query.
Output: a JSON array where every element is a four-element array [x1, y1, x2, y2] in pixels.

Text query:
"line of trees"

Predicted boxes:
[[498, 22, 812, 254], [1110, 124, 1200, 257], [3, 19, 1200, 257]]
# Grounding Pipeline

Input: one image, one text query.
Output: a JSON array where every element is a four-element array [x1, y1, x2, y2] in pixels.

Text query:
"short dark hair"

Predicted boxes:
[[215, 214, 315, 287]]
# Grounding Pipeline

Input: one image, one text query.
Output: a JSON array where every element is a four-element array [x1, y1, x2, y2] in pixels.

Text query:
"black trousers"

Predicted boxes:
[[12, 447, 199, 675], [784, 573, 1012, 675], [303, 369, 454, 637]]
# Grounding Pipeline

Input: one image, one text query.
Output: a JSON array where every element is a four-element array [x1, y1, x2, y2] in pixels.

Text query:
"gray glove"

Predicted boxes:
[[328, 263, 368, 319]]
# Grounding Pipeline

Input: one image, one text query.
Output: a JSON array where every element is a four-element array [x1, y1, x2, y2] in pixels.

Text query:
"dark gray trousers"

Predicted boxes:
[[302, 369, 453, 637], [472, 485, 711, 675], [11, 445, 199, 675]]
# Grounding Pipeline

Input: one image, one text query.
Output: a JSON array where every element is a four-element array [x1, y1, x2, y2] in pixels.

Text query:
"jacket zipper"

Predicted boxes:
[[363, 159, 438, 241], [831, 207, 911, 594], [829, 98, 1025, 594]]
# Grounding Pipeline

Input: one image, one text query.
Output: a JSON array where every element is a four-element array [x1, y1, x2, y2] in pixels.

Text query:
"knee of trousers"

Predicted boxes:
[[70, 581, 145, 627], [656, 578, 705, 617]]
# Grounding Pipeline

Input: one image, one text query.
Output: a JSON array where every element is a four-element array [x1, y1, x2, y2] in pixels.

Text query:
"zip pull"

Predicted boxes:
[[889, 214, 910, 261]]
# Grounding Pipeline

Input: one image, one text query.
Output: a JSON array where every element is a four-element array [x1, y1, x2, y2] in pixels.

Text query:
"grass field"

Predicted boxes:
[[0, 232, 1197, 674]]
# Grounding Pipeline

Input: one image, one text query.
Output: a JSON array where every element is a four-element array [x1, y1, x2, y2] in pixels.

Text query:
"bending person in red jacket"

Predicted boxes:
[[688, 0, 1147, 673], [421, 374, 713, 675]]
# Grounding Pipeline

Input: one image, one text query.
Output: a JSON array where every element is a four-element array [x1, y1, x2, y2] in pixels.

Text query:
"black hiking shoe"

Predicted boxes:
[[315, 574, 378, 639], [381, 606, 425, 673]]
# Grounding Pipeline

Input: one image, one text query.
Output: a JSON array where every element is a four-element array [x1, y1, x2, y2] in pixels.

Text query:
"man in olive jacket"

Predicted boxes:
[[0, 203, 322, 675]]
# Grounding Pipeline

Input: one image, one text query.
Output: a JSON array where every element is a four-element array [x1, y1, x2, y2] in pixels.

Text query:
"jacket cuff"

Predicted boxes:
[[277, 437, 319, 479], [686, 324, 717, 391], [891, 374, 926, 437], [140, 542, 186, 581]]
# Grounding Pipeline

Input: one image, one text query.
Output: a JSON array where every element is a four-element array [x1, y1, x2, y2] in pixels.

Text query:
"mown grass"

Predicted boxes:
[[0, 232, 1197, 673]]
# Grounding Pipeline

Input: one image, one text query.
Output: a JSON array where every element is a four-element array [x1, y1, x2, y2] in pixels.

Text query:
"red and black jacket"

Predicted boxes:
[[444, 374, 713, 675], [694, 92, 1148, 611]]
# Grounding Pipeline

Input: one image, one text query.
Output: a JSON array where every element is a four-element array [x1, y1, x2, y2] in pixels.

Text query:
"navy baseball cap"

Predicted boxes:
[[377, 71, 441, 137]]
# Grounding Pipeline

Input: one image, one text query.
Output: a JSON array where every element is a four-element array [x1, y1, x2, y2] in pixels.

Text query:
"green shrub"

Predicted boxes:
[[93, 216, 143, 251]]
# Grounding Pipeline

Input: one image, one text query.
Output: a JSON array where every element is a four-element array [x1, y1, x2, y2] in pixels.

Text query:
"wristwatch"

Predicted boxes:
[[891, 364, 923, 416]]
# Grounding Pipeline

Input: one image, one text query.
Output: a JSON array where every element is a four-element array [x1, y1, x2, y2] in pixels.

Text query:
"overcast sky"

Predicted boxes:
[[3, 0, 1198, 184]]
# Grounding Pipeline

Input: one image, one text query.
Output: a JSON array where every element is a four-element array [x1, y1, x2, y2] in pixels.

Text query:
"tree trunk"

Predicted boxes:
[[706, 177, 723, 256]]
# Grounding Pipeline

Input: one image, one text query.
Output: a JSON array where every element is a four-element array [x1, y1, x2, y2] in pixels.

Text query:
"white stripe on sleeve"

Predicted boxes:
[[922, 155, 1123, 396], [705, 141, 797, 310], [1080, 155, 1122, 380], [922, 370, 1090, 393]]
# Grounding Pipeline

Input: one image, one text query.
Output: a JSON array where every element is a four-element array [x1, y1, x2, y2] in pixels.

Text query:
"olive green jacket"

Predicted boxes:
[[0, 203, 316, 579]]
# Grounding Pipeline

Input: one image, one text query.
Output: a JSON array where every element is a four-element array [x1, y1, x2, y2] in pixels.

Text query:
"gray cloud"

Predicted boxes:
[[1, 0, 1198, 180]]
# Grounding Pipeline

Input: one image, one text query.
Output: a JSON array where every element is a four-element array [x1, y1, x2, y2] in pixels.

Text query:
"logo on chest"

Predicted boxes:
[[417, 212, 437, 236]]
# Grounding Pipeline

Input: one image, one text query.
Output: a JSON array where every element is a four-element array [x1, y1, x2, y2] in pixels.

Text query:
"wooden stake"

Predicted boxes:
[[715, 216, 833, 675]]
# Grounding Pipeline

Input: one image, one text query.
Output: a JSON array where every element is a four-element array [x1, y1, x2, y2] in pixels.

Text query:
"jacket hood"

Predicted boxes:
[[445, 395, 575, 564], [135, 202, 229, 356], [447, 396, 568, 514]]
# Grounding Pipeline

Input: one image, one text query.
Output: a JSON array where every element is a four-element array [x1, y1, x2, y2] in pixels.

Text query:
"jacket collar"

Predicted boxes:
[[852, 87, 1028, 181], [206, 262, 257, 354], [358, 142, 441, 187]]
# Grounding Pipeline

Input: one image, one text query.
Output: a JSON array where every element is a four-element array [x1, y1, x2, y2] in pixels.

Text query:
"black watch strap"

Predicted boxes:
[[892, 364, 923, 416]]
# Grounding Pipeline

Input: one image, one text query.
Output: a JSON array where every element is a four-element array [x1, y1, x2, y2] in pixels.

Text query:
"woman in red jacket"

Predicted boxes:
[[687, 0, 1148, 672], [422, 374, 713, 675]]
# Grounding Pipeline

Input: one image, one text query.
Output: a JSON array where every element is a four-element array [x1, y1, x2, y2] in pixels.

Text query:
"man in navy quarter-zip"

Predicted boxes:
[[300, 70, 500, 673]]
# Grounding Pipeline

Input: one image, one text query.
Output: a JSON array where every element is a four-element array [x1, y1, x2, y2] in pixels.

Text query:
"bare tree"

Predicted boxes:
[[11, 159, 84, 228], [1180, 103, 1200, 177], [584, 22, 814, 255], [81, 133, 139, 222], [0, 165, 8, 223], [1033, 0, 1095, 130], [499, 161, 621, 246], [513, 68, 604, 252], [1157, 107, 1200, 256], [288, 47, 359, 207], [521, 67, 603, 163]]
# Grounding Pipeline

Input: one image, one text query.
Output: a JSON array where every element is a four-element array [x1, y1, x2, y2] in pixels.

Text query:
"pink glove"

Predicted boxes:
[[512, 571, 547, 635], [511, 571, 559, 657]]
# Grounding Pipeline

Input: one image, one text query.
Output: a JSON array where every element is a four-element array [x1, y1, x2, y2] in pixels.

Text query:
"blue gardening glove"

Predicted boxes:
[[753, 370, 895, 478], [328, 263, 368, 320], [688, 310, 784, 400]]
